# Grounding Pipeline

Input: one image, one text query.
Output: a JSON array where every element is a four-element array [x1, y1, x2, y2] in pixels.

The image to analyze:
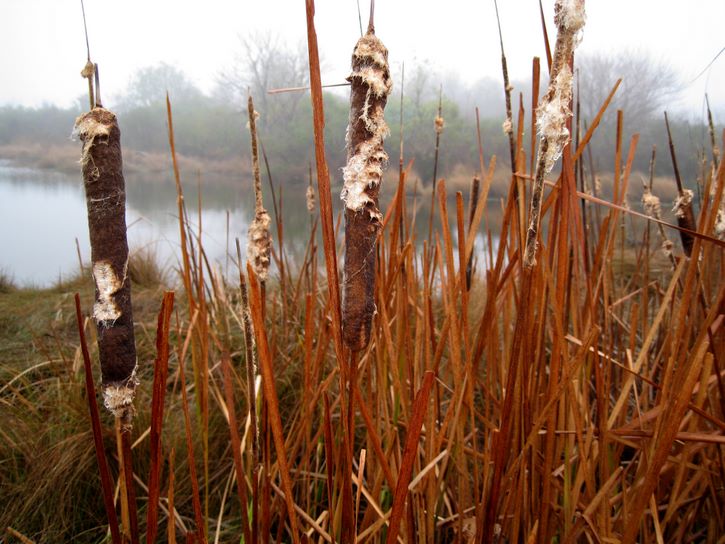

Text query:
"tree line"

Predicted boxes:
[[0, 42, 719, 193]]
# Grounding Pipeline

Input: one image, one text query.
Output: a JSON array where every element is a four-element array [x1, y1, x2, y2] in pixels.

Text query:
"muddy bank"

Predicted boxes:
[[0, 142, 252, 182]]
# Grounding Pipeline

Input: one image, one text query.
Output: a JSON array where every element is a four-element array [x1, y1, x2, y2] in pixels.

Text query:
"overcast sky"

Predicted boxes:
[[1, 1, 723, 119]]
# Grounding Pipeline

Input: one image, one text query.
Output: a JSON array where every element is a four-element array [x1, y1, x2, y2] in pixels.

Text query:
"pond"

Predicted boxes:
[[0, 160, 499, 287]]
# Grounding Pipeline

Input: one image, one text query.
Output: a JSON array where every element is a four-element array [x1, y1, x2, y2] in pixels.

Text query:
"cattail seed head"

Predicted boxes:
[[502, 118, 513, 135], [306, 183, 316, 213], [434, 115, 445, 134], [246, 94, 272, 281], [341, 28, 392, 352], [247, 209, 272, 282], [524, 0, 586, 268], [672, 188, 696, 256], [672, 189, 693, 218], [74, 107, 137, 423], [340, 32, 392, 219], [642, 189, 662, 219]]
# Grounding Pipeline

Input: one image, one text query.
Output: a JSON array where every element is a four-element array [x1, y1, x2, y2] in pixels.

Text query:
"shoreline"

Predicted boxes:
[[0, 142, 253, 181]]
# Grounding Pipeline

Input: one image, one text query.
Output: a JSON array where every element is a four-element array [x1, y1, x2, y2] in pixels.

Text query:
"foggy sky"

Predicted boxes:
[[1, 0, 723, 120]]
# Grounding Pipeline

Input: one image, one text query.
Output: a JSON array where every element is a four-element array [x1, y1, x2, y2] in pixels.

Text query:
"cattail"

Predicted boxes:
[[642, 190, 662, 218], [340, 23, 392, 352], [661, 238, 674, 260], [306, 181, 316, 213], [664, 112, 697, 256], [466, 175, 481, 290], [524, 0, 586, 268], [715, 207, 725, 240], [74, 107, 137, 423], [672, 189, 694, 219], [642, 182, 675, 261], [502, 118, 513, 136], [434, 115, 445, 135], [246, 94, 273, 282], [671, 188, 696, 255]]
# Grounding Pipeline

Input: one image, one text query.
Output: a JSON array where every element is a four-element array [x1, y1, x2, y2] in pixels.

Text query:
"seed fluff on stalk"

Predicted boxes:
[[340, 17, 392, 352], [246, 94, 272, 282], [524, 0, 586, 268]]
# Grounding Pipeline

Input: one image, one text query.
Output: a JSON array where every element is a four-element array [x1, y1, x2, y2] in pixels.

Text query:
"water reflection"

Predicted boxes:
[[0, 162, 256, 286], [0, 161, 500, 287]]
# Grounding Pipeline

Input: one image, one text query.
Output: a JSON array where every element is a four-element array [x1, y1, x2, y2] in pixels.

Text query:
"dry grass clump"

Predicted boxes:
[[127, 247, 168, 288], [0, 268, 17, 294]]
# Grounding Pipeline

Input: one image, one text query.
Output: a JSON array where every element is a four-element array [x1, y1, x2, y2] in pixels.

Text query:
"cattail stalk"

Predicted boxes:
[[664, 111, 697, 255], [247, 94, 273, 283], [340, 20, 392, 352], [524, 0, 586, 268], [74, 107, 137, 423], [642, 182, 675, 264], [306, 168, 316, 214], [426, 88, 444, 245], [465, 175, 481, 290]]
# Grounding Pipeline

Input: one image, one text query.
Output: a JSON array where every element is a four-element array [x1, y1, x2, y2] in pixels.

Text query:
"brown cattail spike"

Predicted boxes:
[[664, 111, 697, 256], [341, 26, 392, 352], [74, 107, 137, 422]]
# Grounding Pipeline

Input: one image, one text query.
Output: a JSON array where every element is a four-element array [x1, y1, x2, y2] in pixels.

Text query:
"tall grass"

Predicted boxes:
[[1, 1, 724, 542]]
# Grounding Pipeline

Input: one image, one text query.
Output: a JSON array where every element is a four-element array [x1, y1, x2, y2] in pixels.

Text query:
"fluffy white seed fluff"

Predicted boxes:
[[556, 0, 587, 34], [642, 190, 662, 218], [73, 110, 113, 179], [341, 33, 392, 219], [435, 116, 445, 135], [661, 238, 674, 259], [247, 210, 272, 281], [537, 64, 574, 172], [103, 367, 139, 420], [92, 260, 123, 323], [502, 118, 513, 135], [715, 207, 725, 240], [306, 184, 316, 213], [352, 35, 389, 69], [672, 189, 693, 218]]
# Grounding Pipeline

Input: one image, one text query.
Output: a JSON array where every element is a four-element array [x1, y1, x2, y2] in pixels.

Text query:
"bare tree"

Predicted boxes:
[[216, 32, 309, 130], [118, 63, 202, 109], [577, 50, 681, 127]]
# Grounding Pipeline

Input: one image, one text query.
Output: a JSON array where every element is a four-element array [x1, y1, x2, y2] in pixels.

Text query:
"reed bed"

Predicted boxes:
[[2, 1, 724, 543]]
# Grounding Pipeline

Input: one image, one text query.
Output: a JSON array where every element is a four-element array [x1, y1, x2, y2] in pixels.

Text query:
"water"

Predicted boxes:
[[0, 161, 500, 287], [0, 161, 258, 287]]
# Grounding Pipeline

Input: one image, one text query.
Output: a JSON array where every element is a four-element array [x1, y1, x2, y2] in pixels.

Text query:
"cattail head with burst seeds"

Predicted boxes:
[[247, 209, 272, 281], [524, 0, 586, 269], [306, 183, 316, 213], [642, 190, 662, 219], [715, 202, 725, 240], [340, 32, 392, 220], [536, 0, 586, 173], [246, 94, 272, 281], [341, 28, 392, 352], [74, 107, 138, 423], [672, 189, 694, 218], [435, 115, 445, 135]]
